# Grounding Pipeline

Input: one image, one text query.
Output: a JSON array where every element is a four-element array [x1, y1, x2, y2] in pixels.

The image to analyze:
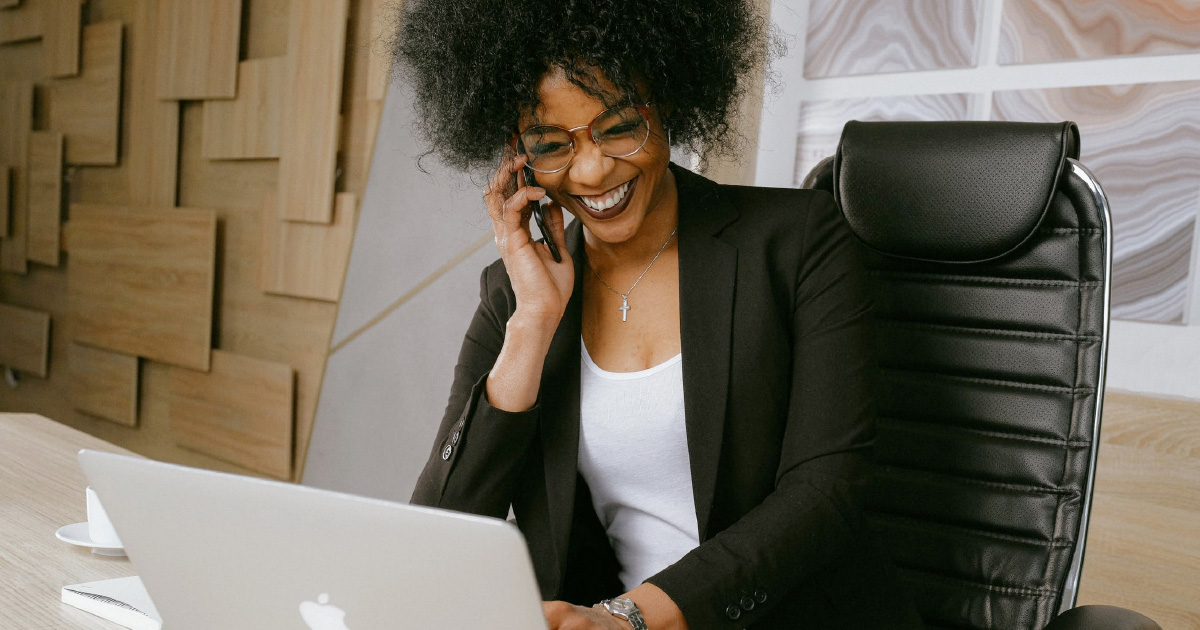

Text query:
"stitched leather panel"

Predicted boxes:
[[867, 467, 1066, 540], [834, 121, 1078, 263], [899, 568, 1050, 630], [805, 122, 1106, 630], [880, 370, 1080, 440], [875, 229, 1088, 281], [875, 417, 1086, 488], [872, 278, 1085, 336], [876, 322, 1090, 389], [870, 514, 1074, 588]]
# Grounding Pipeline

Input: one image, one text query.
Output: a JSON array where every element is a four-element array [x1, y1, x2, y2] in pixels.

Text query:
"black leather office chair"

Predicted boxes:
[[802, 122, 1158, 630]]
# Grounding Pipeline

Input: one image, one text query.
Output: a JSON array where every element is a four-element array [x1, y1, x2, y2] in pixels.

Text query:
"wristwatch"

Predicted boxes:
[[599, 597, 649, 630]]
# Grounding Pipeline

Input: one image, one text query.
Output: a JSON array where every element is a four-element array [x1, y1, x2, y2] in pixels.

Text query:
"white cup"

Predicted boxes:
[[86, 486, 124, 553]]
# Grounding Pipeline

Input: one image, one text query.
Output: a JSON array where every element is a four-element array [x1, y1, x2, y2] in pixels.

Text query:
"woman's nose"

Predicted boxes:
[[567, 139, 612, 189]]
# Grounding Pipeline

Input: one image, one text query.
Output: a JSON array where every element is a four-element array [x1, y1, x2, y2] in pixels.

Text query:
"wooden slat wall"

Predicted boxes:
[[154, 0, 241, 100], [69, 342, 138, 427], [0, 0, 40, 43], [365, 0, 392, 103], [42, 0, 81, 78], [47, 20, 122, 165], [0, 302, 50, 376], [0, 80, 32, 273], [67, 204, 216, 371], [201, 57, 285, 160], [260, 192, 357, 302], [126, 0, 179, 207], [25, 131, 62, 266], [277, 0, 349, 223], [0, 0, 387, 482], [169, 350, 293, 479]]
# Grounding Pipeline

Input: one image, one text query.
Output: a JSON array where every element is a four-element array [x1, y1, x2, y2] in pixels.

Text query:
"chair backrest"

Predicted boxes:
[[803, 121, 1112, 630]]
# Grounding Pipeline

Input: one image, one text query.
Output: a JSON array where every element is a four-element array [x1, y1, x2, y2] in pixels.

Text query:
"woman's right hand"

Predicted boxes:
[[481, 154, 574, 413], [484, 153, 575, 331]]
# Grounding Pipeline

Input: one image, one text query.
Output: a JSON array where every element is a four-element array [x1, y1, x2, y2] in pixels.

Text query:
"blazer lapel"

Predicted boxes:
[[538, 165, 739, 588], [540, 219, 586, 595], [673, 165, 739, 541]]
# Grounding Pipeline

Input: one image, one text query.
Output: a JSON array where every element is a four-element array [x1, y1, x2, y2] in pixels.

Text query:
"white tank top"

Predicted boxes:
[[578, 339, 700, 591]]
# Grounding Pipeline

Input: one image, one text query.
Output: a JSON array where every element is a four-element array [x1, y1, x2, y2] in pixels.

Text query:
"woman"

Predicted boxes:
[[399, 1, 922, 628]]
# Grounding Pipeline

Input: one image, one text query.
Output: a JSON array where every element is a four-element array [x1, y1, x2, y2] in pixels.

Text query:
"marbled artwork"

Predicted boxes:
[[1000, 0, 1200, 65], [805, 0, 980, 79], [792, 93, 977, 186], [993, 81, 1200, 323]]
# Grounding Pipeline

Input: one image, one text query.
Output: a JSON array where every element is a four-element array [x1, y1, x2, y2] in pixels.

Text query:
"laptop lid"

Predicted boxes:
[[77, 450, 548, 630]]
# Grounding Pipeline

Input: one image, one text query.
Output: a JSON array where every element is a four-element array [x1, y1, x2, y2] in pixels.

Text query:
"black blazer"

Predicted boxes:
[[412, 165, 922, 630]]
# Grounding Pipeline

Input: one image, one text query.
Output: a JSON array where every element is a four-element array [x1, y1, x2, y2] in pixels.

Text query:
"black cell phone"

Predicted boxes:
[[523, 165, 562, 263]]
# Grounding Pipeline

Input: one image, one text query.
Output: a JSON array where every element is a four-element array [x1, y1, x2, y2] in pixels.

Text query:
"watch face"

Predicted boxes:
[[607, 598, 636, 615]]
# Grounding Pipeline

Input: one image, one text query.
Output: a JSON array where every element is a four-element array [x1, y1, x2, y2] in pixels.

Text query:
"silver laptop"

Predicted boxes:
[[78, 450, 548, 630]]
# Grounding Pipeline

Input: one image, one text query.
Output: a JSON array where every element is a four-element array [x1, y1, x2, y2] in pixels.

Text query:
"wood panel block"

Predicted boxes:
[[42, 0, 81, 78], [67, 204, 216, 371], [169, 350, 294, 479], [127, 0, 179, 206], [0, 302, 50, 376], [0, 0, 40, 43], [365, 0, 392, 102], [277, 0, 350, 223], [0, 80, 32, 273], [26, 131, 62, 266], [201, 57, 285, 160], [155, 0, 242, 100], [70, 342, 138, 426], [0, 167, 9, 238], [260, 192, 356, 301], [47, 20, 122, 166]]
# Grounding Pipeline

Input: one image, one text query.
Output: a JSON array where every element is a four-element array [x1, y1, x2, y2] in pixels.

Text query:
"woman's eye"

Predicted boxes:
[[531, 142, 569, 156], [601, 122, 640, 137]]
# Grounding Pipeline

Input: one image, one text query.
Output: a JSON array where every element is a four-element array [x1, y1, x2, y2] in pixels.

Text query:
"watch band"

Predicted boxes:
[[600, 597, 649, 630]]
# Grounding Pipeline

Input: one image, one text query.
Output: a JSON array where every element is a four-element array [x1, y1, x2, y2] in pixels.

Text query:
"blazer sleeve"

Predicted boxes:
[[645, 192, 877, 629], [409, 261, 541, 519]]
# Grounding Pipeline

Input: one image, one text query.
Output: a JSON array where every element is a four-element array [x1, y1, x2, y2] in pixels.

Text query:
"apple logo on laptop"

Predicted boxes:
[[300, 593, 350, 630]]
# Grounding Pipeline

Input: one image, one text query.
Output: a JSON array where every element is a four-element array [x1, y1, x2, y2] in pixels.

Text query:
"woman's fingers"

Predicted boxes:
[[542, 601, 573, 629], [501, 186, 546, 221], [485, 154, 527, 218]]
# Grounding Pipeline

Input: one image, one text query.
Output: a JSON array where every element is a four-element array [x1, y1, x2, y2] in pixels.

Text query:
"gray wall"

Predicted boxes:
[[302, 75, 497, 501]]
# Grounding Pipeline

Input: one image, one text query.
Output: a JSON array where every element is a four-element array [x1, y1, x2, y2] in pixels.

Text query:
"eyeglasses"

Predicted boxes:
[[517, 103, 653, 174]]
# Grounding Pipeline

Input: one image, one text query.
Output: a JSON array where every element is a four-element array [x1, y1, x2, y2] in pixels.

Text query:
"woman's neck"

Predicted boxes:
[[583, 169, 679, 275]]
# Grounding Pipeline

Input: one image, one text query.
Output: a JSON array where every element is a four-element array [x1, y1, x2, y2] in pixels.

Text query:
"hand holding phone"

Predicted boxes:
[[522, 165, 563, 263]]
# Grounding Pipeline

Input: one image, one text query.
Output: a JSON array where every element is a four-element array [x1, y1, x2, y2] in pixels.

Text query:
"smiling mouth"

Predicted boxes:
[[571, 177, 638, 220]]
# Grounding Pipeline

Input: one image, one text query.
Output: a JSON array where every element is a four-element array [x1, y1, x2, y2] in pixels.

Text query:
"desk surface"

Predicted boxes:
[[0, 413, 137, 629]]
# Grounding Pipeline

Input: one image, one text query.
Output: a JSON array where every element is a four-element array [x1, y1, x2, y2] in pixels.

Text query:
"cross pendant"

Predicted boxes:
[[618, 295, 630, 322]]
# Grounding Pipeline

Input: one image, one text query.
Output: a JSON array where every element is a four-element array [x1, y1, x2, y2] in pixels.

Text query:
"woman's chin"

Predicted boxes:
[[578, 211, 644, 247]]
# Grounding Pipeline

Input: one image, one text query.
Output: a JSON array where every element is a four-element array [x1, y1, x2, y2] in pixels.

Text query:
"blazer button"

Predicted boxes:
[[451, 430, 461, 445], [739, 595, 755, 611], [754, 588, 767, 603], [441, 445, 453, 460], [725, 604, 742, 620]]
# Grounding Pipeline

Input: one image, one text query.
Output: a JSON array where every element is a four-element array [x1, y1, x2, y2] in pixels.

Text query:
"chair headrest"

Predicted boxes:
[[833, 121, 1080, 263]]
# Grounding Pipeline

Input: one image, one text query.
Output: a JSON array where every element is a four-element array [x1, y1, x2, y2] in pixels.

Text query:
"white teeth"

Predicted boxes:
[[580, 180, 632, 212]]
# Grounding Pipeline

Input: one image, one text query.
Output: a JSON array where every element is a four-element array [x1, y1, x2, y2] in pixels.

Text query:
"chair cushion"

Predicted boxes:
[[834, 121, 1080, 263]]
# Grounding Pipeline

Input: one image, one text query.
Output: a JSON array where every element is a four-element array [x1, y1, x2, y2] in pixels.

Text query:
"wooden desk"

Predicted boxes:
[[0, 413, 138, 629]]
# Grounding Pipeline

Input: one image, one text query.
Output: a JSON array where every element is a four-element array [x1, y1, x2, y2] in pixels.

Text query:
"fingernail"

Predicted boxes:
[[531, 187, 546, 195]]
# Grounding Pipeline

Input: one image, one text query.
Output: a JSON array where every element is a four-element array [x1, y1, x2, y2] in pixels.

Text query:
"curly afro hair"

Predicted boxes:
[[393, 0, 775, 172]]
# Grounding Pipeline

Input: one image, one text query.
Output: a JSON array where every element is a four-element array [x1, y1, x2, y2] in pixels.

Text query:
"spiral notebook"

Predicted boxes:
[[61, 575, 162, 630]]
